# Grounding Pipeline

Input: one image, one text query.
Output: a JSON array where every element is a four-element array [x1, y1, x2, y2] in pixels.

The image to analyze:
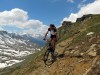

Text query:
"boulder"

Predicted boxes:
[[62, 21, 72, 26], [86, 44, 97, 56], [88, 51, 97, 57]]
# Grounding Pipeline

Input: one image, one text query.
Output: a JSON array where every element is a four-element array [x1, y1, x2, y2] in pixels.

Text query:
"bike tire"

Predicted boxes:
[[43, 49, 54, 65]]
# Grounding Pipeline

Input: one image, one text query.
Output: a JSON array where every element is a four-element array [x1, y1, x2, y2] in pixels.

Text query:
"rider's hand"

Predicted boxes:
[[43, 38, 46, 40]]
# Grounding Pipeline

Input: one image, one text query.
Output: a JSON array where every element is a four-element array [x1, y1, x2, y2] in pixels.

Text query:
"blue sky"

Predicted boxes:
[[0, 0, 100, 36], [0, 0, 77, 25]]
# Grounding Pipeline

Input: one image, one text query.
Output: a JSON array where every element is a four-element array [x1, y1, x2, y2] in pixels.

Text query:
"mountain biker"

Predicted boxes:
[[43, 24, 57, 52]]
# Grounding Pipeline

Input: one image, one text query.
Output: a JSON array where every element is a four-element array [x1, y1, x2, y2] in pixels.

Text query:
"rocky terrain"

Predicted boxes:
[[0, 14, 100, 75]]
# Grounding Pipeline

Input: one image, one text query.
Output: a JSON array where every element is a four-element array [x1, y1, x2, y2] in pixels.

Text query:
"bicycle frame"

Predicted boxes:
[[43, 38, 55, 65]]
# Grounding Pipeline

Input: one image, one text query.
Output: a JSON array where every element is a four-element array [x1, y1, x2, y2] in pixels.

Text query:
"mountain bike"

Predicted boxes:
[[43, 39, 58, 65]]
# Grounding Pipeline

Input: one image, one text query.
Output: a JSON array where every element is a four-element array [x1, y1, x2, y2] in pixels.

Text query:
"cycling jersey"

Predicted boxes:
[[48, 28, 57, 39], [48, 28, 57, 35]]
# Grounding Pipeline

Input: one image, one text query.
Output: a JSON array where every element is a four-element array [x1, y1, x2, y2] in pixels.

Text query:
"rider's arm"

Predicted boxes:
[[44, 28, 50, 39], [44, 31, 48, 38]]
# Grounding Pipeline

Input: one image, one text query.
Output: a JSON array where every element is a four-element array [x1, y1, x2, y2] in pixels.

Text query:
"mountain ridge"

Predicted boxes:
[[0, 31, 42, 69]]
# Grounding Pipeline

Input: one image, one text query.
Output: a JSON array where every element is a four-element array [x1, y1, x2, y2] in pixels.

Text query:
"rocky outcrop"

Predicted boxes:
[[62, 21, 72, 26], [76, 14, 92, 22]]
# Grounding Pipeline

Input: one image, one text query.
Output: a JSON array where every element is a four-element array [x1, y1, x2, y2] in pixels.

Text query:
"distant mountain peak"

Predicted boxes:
[[0, 30, 43, 68]]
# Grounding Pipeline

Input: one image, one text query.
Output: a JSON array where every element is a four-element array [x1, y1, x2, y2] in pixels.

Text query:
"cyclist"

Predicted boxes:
[[43, 24, 57, 52]]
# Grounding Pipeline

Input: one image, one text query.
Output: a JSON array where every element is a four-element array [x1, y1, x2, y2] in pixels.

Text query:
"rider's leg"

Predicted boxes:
[[52, 37, 56, 51], [51, 38, 57, 60]]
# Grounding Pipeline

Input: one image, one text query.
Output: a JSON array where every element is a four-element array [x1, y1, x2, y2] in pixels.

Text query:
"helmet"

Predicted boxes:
[[50, 24, 55, 27]]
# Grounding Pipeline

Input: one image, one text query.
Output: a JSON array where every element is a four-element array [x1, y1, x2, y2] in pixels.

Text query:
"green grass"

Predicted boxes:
[[57, 23, 80, 42], [0, 48, 46, 75], [72, 24, 100, 44], [57, 14, 100, 44]]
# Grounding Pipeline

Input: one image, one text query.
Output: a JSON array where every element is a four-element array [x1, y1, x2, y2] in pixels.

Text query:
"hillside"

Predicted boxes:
[[0, 14, 100, 75], [0, 31, 41, 69]]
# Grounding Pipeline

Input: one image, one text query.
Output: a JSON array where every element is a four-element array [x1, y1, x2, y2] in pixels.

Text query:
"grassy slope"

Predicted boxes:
[[58, 14, 100, 42], [0, 14, 100, 75], [0, 49, 45, 75]]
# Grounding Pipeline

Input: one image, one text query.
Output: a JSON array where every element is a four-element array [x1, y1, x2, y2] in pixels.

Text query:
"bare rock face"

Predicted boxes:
[[76, 14, 92, 22], [86, 44, 97, 56], [87, 59, 100, 75], [88, 51, 97, 56], [62, 21, 72, 26]]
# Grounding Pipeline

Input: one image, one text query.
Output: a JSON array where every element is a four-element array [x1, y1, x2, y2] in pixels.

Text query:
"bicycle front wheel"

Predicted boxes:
[[43, 49, 54, 65]]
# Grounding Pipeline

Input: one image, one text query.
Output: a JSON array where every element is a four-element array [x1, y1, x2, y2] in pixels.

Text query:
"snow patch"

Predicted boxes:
[[86, 32, 94, 35], [0, 60, 23, 69], [0, 63, 7, 68]]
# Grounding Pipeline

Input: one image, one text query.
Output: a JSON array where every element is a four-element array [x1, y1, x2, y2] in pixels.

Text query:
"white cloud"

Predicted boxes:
[[0, 8, 28, 27], [67, 0, 74, 3], [0, 8, 48, 35], [63, 13, 78, 22], [23, 25, 48, 36], [63, 0, 100, 22]]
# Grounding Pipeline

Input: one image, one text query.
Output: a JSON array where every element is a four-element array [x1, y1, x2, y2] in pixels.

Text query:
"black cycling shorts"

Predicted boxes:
[[50, 35, 56, 39]]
